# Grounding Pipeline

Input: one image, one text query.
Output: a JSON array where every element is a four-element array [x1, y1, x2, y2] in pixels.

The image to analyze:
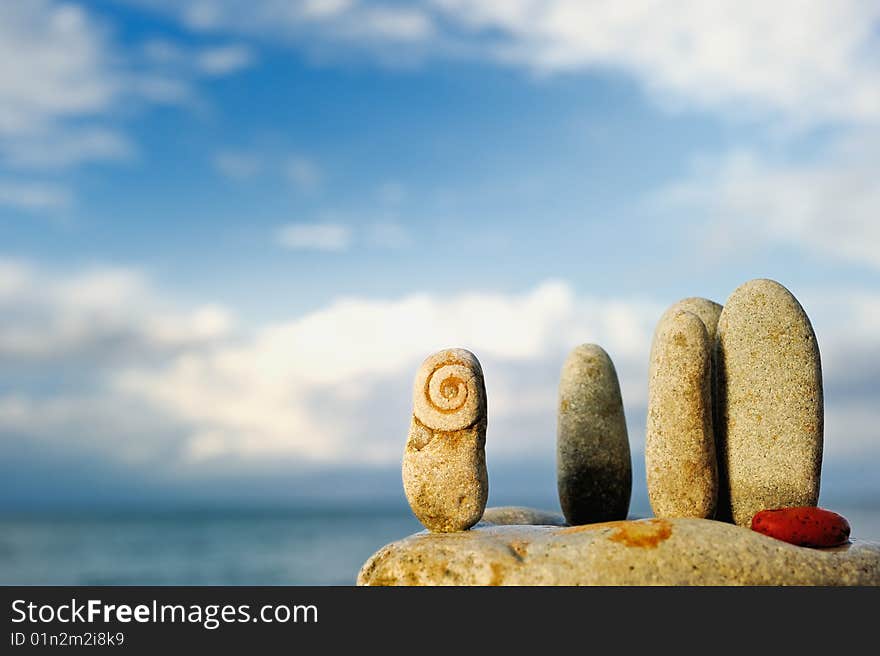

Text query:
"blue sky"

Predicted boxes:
[[1, 1, 880, 512]]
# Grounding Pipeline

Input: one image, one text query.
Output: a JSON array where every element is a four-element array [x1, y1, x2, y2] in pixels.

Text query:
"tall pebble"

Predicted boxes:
[[667, 297, 723, 341], [646, 308, 717, 518], [715, 279, 823, 526], [557, 344, 631, 525], [402, 348, 488, 532]]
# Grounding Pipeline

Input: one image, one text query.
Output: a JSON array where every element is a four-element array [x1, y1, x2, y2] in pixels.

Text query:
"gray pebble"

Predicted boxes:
[[481, 506, 567, 527], [557, 344, 631, 525]]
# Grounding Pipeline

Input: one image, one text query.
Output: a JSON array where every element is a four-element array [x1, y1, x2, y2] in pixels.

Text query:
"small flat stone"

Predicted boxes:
[[481, 506, 567, 527], [715, 279, 823, 526], [402, 348, 488, 533], [557, 344, 631, 525], [357, 518, 880, 585], [646, 309, 717, 518]]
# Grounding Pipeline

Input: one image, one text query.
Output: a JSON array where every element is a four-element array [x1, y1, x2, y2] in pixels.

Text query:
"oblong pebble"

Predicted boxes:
[[557, 344, 631, 525], [714, 279, 823, 526], [666, 297, 723, 341], [646, 309, 717, 518], [402, 348, 488, 532]]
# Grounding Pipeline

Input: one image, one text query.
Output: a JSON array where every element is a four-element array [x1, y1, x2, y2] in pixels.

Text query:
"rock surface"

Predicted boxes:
[[357, 517, 880, 585], [647, 309, 717, 518], [557, 344, 631, 525], [481, 506, 567, 527], [403, 348, 488, 532], [715, 279, 823, 526], [666, 297, 723, 340]]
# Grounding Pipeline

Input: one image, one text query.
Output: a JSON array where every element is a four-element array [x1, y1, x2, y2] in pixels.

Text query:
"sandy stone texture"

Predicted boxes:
[[557, 344, 631, 525], [357, 518, 880, 586], [714, 279, 823, 526], [402, 348, 488, 532], [646, 309, 717, 518], [667, 297, 723, 340]]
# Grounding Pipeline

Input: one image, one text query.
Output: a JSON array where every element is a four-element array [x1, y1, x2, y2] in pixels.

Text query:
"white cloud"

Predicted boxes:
[[212, 150, 320, 187], [143, 39, 255, 77], [125, 73, 193, 105], [131, 0, 880, 126], [0, 2, 132, 202], [142, 0, 434, 44], [0, 258, 236, 469], [194, 44, 255, 75], [432, 0, 880, 126], [659, 132, 880, 269], [366, 221, 412, 249], [0, 2, 254, 184], [0, 1, 118, 137], [1, 259, 879, 493], [277, 222, 352, 251], [0, 179, 71, 211], [0, 259, 31, 298], [116, 280, 659, 466], [213, 151, 263, 180], [284, 156, 322, 191], [0, 393, 184, 468], [1, 127, 133, 169], [347, 5, 434, 42], [276, 218, 412, 252], [0, 259, 232, 363], [0, 260, 660, 472]]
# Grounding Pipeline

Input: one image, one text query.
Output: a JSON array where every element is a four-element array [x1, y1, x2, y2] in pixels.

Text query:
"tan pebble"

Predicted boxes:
[[646, 309, 717, 518], [714, 279, 823, 526], [666, 297, 723, 341], [557, 344, 631, 525], [402, 348, 488, 532]]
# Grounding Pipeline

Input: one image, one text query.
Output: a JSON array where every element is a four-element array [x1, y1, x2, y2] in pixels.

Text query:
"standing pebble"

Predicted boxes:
[[402, 348, 488, 532], [646, 309, 717, 518], [557, 344, 631, 525], [715, 279, 823, 526], [666, 297, 723, 340]]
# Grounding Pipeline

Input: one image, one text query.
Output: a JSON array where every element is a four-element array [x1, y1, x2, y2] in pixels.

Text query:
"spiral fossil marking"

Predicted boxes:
[[425, 364, 470, 413], [412, 349, 484, 432]]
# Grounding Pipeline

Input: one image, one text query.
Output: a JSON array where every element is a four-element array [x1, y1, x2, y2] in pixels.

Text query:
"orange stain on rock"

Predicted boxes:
[[557, 520, 629, 535], [489, 562, 504, 586], [558, 519, 673, 548]]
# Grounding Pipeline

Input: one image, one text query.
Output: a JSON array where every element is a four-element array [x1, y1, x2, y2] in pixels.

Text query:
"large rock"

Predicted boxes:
[[557, 344, 631, 525], [715, 279, 823, 526], [357, 518, 880, 585], [403, 348, 488, 533], [646, 309, 717, 518]]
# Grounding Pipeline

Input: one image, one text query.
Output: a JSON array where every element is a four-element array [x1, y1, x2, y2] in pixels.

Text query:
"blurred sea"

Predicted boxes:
[[0, 508, 422, 586], [1, 506, 878, 585]]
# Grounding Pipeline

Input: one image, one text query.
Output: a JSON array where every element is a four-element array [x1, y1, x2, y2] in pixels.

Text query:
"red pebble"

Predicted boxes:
[[751, 507, 851, 547]]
